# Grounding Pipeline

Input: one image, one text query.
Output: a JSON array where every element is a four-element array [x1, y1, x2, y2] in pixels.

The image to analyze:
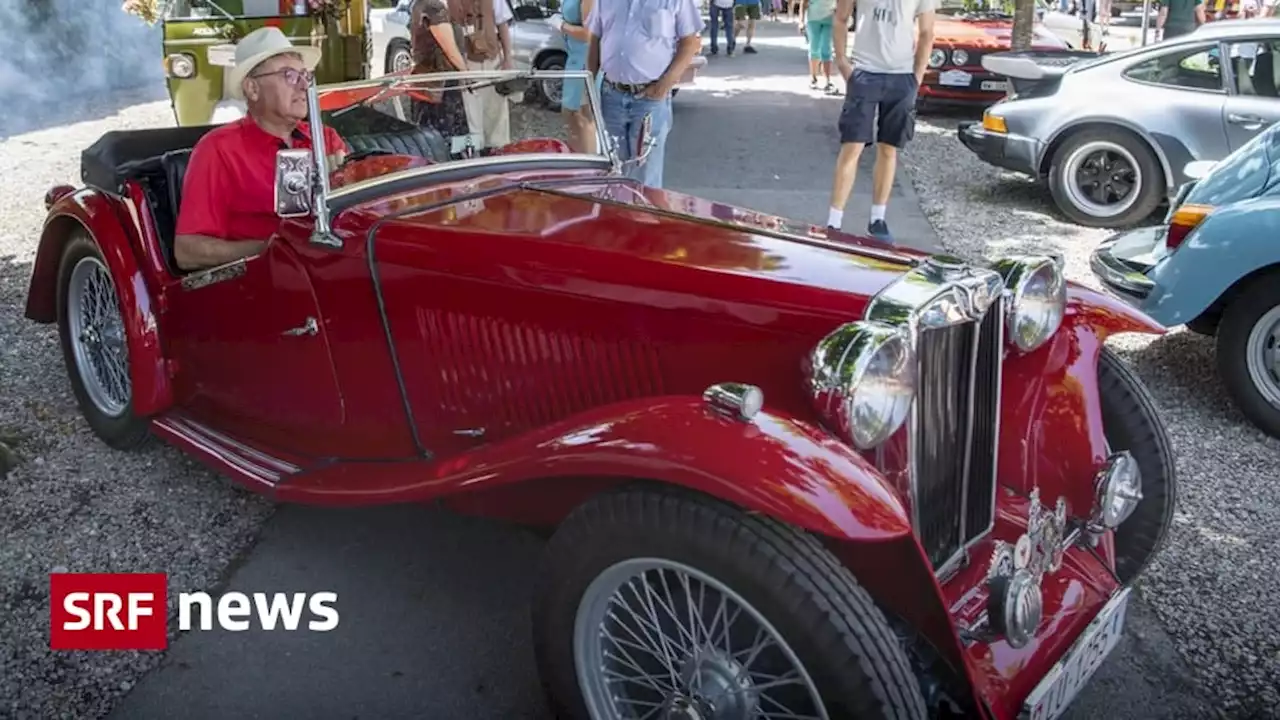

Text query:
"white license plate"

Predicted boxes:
[[981, 80, 1009, 91], [1022, 588, 1130, 720], [939, 69, 973, 87], [207, 44, 237, 67]]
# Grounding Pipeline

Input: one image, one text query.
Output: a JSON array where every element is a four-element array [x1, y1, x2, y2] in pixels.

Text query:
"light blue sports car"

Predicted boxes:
[[1091, 118, 1280, 440]]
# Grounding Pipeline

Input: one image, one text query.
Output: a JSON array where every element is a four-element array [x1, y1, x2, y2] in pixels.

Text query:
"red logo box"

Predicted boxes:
[[49, 573, 168, 650]]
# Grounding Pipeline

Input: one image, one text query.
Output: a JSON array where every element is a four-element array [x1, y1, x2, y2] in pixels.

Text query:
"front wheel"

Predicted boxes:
[[1048, 128, 1164, 228], [1098, 347, 1176, 583], [1215, 273, 1280, 439], [532, 486, 928, 720], [56, 233, 150, 451]]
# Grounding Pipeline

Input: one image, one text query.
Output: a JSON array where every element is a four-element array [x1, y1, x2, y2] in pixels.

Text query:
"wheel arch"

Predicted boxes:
[[534, 47, 567, 69], [1188, 261, 1280, 333], [1038, 120, 1175, 192], [29, 190, 173, 416]]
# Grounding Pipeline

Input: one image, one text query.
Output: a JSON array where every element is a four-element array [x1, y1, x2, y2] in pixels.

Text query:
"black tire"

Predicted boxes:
[[1097, 347, 1176, 584], [1048, 127, 1164, 229], [56, 233, 150, 451], [385, 38, 412, 75], [535, 53, 566, 112], [1214, 273, 1280, 439], [532, 485, 928, 720]]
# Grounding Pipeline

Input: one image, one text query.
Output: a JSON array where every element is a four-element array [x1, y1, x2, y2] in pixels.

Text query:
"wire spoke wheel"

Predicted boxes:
[[66, 255, 130, 418], [574, 558, 827, 720]]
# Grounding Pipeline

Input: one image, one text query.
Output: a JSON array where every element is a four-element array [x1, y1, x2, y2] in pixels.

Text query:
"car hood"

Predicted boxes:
[[365, 175, 920, 315], [934, 17, 1067, 49]]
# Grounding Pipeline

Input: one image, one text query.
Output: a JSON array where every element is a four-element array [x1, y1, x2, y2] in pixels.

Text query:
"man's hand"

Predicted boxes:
[[641, 77, 676, 100], [837, 57, 854, 81], [501, 56, 514, 70]]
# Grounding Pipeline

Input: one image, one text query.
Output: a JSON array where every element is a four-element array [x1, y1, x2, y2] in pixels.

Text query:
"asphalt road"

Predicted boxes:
[[108, 22, 1212, 720]]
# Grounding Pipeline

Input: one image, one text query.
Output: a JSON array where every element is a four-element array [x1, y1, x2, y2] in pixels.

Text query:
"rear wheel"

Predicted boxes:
[[534, 53, 567, 112], [1215, 273, 1280, 439], [533, 485, 928, 720], [1097, 347, 1176, 583], [1048, 128, 1164, 228], [385, 38, 412, 75], [56, 233, 149, 451]]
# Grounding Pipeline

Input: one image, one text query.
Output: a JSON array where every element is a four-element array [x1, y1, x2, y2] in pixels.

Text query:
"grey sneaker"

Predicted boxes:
[[868, 219, 894, 242]]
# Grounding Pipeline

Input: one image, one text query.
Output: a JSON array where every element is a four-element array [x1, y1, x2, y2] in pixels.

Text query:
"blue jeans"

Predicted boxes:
[[600, 82, 673, 188], [709, 6, 735, 53]]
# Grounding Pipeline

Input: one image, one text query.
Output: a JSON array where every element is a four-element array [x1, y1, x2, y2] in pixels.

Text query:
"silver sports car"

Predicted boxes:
[[370, 0, 704, 111], [959, 19, 1280, 228]]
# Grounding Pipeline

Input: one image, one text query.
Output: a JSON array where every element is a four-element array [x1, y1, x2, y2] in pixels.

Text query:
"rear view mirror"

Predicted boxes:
[[275, 148, 314, 218]]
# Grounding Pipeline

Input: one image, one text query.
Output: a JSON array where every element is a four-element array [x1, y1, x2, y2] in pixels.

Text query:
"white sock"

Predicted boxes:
[[827, 207, 844, 228], [870, 204, 887, 223]]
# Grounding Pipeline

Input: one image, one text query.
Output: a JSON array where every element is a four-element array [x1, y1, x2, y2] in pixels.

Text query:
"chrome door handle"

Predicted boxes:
[[282, 317, 318, 337], [1228, 112, 1266, 125]]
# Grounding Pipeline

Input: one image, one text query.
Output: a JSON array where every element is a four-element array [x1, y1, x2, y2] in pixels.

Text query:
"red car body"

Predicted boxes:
[[27, 108, 1169, 718], [923, 15, 1072, 107]]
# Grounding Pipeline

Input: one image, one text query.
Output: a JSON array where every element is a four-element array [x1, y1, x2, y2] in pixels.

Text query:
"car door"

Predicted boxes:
[[164, 232, 345, 456], [1221, 37, 1280, 151]]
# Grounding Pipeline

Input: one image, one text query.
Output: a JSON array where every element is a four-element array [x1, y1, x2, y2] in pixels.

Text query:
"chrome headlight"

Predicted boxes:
[[951, 48, 970, 66], [166, 53, 196, 79], [993, 256, 1066, 352], [1094, 451, 1143, 527], [929, 48, 947, 68], [805, 321, 915, 450]]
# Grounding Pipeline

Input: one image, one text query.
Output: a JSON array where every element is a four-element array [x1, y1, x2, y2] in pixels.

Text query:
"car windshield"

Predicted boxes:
[[316, 70, 610, 188], [162, 0, 284, 20]]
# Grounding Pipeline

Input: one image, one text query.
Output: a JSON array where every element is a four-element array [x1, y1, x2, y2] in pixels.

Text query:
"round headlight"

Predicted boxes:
[[951, 48, 970, 66], [929, 48, 947, 68], [1095, 450, 1143, 527], [806, 321, 916, 450], [167, 53, 196, 79], [993, 256, 1067, 352], [988, 568, 1043, 649]]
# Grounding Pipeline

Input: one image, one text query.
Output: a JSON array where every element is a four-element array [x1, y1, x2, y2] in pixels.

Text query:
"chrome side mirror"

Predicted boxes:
[[275, 148, 313, 218]]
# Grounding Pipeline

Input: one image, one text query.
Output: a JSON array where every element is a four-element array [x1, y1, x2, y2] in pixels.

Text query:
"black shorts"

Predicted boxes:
[[837, 70, 918, 148]]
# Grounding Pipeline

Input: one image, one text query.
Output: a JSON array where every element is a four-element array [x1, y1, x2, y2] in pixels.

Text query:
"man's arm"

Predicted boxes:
[[913, 1, 937, 85], [644, 0, 705, 99], [1194, 0, 1207, 23], [586, 4, 602, 73], [173, 142, 265, 271], [495, 0, 515, 68], [1157, 4, 1168, 29], [834, 0, 855, 79]]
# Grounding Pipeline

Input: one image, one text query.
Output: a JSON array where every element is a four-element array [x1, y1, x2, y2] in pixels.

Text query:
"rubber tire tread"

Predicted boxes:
[[1097, 346, 1177, 583], [1214, 273, 1280, 440], [1048, 127, 1164, 229], [531, 484, 927, 720], [55, 233, 151, 452]]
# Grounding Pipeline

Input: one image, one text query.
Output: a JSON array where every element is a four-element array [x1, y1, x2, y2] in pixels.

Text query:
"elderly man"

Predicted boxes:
[[174, 27, 349, 271], [587, 0, 704, 188]]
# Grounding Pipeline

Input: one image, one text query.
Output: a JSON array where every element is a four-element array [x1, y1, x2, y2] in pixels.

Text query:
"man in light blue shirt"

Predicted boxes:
[[587, 0, 704, 188]]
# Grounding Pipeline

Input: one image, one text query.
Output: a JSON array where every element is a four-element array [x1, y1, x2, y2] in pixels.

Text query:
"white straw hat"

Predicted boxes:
[[226, 27, 323, 100]]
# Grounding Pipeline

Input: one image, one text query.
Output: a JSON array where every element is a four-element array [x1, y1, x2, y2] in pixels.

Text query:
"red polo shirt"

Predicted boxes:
[[175, 116, 349, 242]]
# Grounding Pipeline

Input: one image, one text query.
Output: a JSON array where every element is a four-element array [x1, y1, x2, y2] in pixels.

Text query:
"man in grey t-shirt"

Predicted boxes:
[[825, 0, 936, 242]]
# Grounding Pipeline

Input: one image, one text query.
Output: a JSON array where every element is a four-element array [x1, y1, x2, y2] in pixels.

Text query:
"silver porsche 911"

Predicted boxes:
[[959, 19, 1280, 228]]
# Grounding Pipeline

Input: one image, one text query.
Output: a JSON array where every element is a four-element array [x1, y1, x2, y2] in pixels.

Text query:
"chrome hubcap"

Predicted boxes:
[[67, 256, 130, 417], [573, 558, 828, 720], [1063, 141, 1141, 218], [1246, 305, 1280, 408], [393, 48, 413, 73]]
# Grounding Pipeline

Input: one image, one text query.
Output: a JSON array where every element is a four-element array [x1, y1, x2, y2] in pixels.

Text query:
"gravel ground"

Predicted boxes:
[[0, 91, 572, 720], [901, 111, 1280, 719]]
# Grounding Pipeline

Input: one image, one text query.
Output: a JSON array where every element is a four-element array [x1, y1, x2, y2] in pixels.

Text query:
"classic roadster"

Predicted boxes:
[[27, 69, 1176, 720]]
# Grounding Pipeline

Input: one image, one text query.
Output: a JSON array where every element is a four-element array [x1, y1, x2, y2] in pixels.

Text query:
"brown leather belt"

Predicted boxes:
[[604, 76, 654, 95]]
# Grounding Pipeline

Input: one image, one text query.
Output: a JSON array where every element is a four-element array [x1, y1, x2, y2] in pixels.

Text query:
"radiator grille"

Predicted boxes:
[[912, 298, 1003, 571]]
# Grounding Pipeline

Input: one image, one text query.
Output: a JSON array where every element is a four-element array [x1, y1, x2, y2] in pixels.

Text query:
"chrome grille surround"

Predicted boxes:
[[865, 255, 1007, 575]]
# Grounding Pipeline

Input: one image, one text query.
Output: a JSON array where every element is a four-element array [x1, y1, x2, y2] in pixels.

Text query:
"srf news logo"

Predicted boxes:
[[49, 573, 339, 650]]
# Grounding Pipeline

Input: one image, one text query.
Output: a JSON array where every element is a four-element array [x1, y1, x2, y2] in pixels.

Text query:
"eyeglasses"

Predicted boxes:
[[250, 67, 314, 88]]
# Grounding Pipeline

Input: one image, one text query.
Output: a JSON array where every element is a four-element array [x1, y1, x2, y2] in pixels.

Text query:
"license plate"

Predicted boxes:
[[981, 80, 1008, 91], [1022, 588, 1130, 720], [207, 44, 237, 67], [939, 69, 973, 87]]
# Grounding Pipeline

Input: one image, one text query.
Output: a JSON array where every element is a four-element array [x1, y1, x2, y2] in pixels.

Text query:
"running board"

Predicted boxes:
[[151, 416, 304, 492]]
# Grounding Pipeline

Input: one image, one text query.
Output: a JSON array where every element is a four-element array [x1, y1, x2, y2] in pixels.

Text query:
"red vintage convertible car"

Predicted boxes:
[[27, 70, 1176, 720]]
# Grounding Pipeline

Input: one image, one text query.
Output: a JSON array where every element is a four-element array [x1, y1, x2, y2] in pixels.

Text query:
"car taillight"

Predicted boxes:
[[1166, 203, 1213, 250]]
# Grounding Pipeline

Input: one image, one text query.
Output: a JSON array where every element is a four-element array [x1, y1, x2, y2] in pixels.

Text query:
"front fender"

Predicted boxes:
[[279, 397, 914, 543], [1143, 198, 1280, 326], [999, 283, 1163, 513], [26, 189, 172, 416]]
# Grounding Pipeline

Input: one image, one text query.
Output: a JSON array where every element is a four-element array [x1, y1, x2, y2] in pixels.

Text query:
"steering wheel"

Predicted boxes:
[[342, 148, 397, 164]]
